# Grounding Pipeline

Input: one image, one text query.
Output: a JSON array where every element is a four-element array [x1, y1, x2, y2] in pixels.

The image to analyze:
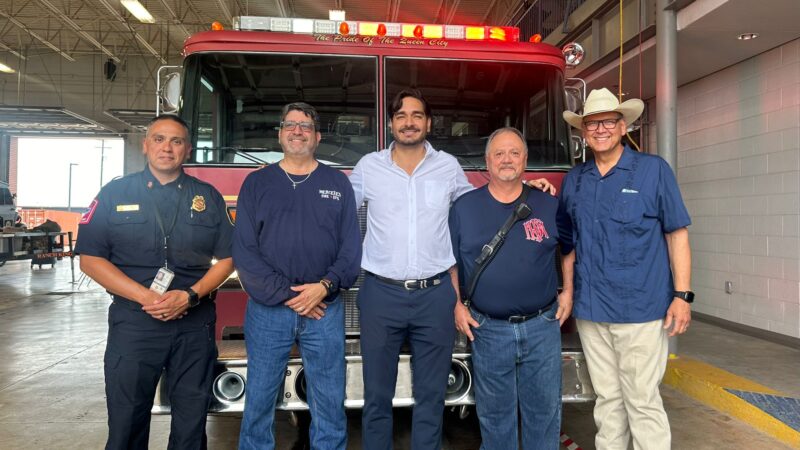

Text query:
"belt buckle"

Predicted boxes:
[[403, 280, 416, 290], [508, 315, 525, 323]]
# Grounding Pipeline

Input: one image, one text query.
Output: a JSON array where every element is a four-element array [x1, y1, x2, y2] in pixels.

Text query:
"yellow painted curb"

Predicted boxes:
[[664, 357, 800, 448]]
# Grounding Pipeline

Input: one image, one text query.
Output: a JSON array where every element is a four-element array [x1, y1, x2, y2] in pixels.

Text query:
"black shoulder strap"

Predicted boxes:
[[463, 184, 532, 305]]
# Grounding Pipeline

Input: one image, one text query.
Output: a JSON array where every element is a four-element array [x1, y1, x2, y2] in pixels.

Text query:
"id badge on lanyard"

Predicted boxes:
[[146, 179, 187, 294], [150, 267, 175, 294]]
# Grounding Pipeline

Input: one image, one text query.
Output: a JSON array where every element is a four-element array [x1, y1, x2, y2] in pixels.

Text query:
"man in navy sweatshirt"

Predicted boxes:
[[233, 102, 362, 450]]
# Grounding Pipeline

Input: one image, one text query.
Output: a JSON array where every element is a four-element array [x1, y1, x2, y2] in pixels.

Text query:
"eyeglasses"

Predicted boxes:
[[583, 118, 621, 131], [280, 121, 315, 132]]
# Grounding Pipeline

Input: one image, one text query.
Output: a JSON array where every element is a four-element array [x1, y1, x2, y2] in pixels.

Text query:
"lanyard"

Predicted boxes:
[[147, 181, 187, 269]]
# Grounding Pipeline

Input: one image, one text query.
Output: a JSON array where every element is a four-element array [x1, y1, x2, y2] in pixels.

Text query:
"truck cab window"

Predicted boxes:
[[183, 53, 378, 167], [385, 58, 571, 169]]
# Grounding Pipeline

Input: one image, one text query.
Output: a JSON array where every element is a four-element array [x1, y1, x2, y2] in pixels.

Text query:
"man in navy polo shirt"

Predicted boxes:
[[450, 127, 572, 450], [558, 88, 693, 450]]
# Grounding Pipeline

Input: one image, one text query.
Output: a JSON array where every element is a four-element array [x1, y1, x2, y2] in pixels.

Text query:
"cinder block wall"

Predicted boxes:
[[672, 39, 800, 338]]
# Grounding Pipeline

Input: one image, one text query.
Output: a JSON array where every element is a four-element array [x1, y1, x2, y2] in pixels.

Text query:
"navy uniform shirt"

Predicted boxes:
[[450, 186, 563, 318], [232, 163, 362, 307], [557, 146, 691, 323], [75, 165, 234, 295]]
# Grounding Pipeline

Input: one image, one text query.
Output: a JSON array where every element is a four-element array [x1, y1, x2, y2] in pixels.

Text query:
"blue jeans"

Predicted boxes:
[[238, 297, 346, 450], [470, 305, 562, 450]]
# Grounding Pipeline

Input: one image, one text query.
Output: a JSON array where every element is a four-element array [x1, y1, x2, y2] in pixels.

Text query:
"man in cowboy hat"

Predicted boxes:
[[557, 88, 693, 450]]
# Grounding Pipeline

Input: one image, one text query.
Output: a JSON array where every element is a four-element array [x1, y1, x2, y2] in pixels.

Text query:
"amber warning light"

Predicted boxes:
[[233, 16, 521, 42]]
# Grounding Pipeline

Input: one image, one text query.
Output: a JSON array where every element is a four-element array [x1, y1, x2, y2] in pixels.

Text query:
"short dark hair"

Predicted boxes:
[[146, 114, 190, 137], [280, 102, 320, 131], [388, 89, 431, 118]]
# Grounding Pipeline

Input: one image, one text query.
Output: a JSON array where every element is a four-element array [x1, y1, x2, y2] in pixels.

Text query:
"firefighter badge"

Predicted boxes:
[[191, 195, 206, 212]]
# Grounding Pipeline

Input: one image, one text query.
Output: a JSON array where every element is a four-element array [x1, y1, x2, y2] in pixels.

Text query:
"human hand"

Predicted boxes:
[[142, 290, 190, 321], [556, 290, 573, 326], [664, 298, 691, 336], [286, 283, 329, 320], [526, 178, 556, 195], [454, 301, 480, 341]]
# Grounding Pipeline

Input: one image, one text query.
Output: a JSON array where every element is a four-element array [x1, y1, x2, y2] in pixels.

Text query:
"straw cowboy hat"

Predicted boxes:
[[563, 88, 644, 129]]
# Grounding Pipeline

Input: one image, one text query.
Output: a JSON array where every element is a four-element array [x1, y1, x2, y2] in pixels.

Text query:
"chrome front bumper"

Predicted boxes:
[[152, 338, 595, 415]]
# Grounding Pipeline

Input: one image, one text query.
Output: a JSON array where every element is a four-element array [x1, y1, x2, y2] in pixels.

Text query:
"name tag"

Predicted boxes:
[[116, 204, 140, 212], [621, 188, 638, 194]]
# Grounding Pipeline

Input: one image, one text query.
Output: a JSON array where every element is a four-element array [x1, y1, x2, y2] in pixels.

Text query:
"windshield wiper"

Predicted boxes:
[[196, 147, 271, 164]]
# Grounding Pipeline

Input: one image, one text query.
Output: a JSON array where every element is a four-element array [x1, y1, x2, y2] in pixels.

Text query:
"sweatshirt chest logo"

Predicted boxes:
[[523, 218, 549, 243], [319, 189, 342, 201]]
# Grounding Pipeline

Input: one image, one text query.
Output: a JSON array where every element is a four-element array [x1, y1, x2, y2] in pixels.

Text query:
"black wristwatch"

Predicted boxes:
[[673, 290, 695, 303], [186, 287, 200, 308], [320, 278, 336, 295]]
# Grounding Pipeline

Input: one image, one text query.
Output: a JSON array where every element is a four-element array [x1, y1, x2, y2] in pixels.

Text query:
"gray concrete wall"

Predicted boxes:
[[663, 39, 800, 338]]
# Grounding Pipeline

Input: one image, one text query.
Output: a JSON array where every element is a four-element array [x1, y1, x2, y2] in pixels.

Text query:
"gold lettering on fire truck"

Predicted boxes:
[[313, 34, 447, 47]]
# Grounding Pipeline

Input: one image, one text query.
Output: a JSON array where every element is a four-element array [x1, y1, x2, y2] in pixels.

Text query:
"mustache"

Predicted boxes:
[[399, 127, 421, 133]]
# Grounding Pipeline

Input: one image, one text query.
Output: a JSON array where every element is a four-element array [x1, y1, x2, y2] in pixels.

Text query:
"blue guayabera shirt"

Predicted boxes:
[[557, 146, 691, 323]]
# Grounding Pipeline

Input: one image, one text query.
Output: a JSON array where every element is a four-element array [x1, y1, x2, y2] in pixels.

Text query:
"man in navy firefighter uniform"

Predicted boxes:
[[76, 114, 234, 450]]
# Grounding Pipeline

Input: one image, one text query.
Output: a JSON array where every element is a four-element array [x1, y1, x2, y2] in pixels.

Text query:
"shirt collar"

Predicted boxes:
[[382, 140, 436, 163], [580, 144, 635, 174], [143, 164, 186, 189]]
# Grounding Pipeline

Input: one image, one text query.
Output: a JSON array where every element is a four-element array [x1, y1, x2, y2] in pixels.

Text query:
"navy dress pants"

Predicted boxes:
[[358, 274, 457, 450], [104, 299, 217, 450]]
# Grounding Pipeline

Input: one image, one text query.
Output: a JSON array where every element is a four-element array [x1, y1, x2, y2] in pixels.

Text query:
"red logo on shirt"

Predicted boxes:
[[523, 218, 549, 242], [79, 199, 98, 225]]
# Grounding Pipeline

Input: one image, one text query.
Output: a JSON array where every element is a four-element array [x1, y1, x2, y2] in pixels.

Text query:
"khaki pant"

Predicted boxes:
[[576, 319, 670, 450]]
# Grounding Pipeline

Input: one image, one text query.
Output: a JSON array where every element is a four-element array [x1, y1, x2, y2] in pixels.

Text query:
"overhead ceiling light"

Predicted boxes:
[[0, 62, 15, 73], [121, 0, 156, 24], [737, 33, 759, 41]]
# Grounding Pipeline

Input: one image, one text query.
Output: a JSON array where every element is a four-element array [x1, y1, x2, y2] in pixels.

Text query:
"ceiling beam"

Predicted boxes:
[[0, 9, 75, 61], [444, 0, 461, 24], [156, 0, 192, 39], [94, 0, 167, 64], [0, 42, 27, 60], [215, 0, 233, 24], [37, 0, 120, 62]]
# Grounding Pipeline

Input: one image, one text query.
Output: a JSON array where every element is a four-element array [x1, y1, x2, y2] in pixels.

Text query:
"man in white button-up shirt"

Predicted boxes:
[[351, 89, 466, 450], [351, 90, 552, 450]]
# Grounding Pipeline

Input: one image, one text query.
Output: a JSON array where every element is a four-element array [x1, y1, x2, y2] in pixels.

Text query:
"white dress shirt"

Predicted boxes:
[[350, 141, 474, 280]]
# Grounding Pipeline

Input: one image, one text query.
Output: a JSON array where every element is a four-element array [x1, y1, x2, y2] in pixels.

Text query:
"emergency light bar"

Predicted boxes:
[[232, 16, 520, 42]]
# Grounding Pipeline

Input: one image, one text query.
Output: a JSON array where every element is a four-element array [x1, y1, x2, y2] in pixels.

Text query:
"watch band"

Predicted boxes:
[[320, 278, 335, 295], [186, 287, 200, 308], [673, 290, 695, 303]]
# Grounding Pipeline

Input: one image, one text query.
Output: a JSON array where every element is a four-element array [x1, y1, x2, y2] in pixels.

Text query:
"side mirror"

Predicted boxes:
[[562, 42, 585, 67], [157, 66, 182, 115], [571, 135, 585, 161]]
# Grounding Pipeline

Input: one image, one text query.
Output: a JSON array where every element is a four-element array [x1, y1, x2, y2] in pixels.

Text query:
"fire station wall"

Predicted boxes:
[[655, 38, 799, 338], [123, 132, 146, 175]]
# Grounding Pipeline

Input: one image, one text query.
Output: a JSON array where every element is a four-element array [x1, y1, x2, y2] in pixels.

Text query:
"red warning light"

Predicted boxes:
[[413, 25, 423, 38], [211, 21, 224, 31], [339, 22, 350, 35], [529, 34, 542, 43], [489, 27, 507, 41], [377, 23, 387, 36]]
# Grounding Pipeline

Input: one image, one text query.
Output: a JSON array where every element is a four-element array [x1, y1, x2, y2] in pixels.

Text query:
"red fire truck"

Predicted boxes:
[[152, 14, 594, 416]]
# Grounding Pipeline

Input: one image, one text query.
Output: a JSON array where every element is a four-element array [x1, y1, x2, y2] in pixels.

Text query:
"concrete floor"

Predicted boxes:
[[0, 258, 796, 449]]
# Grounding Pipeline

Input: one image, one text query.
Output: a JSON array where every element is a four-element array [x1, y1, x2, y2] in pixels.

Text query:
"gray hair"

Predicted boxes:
[[485, 127, 528, 156], [280, 102, 320, 131]]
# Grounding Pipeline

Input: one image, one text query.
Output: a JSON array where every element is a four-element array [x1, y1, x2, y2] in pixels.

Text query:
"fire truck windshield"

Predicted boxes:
[[182, 52, 571, 169]]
